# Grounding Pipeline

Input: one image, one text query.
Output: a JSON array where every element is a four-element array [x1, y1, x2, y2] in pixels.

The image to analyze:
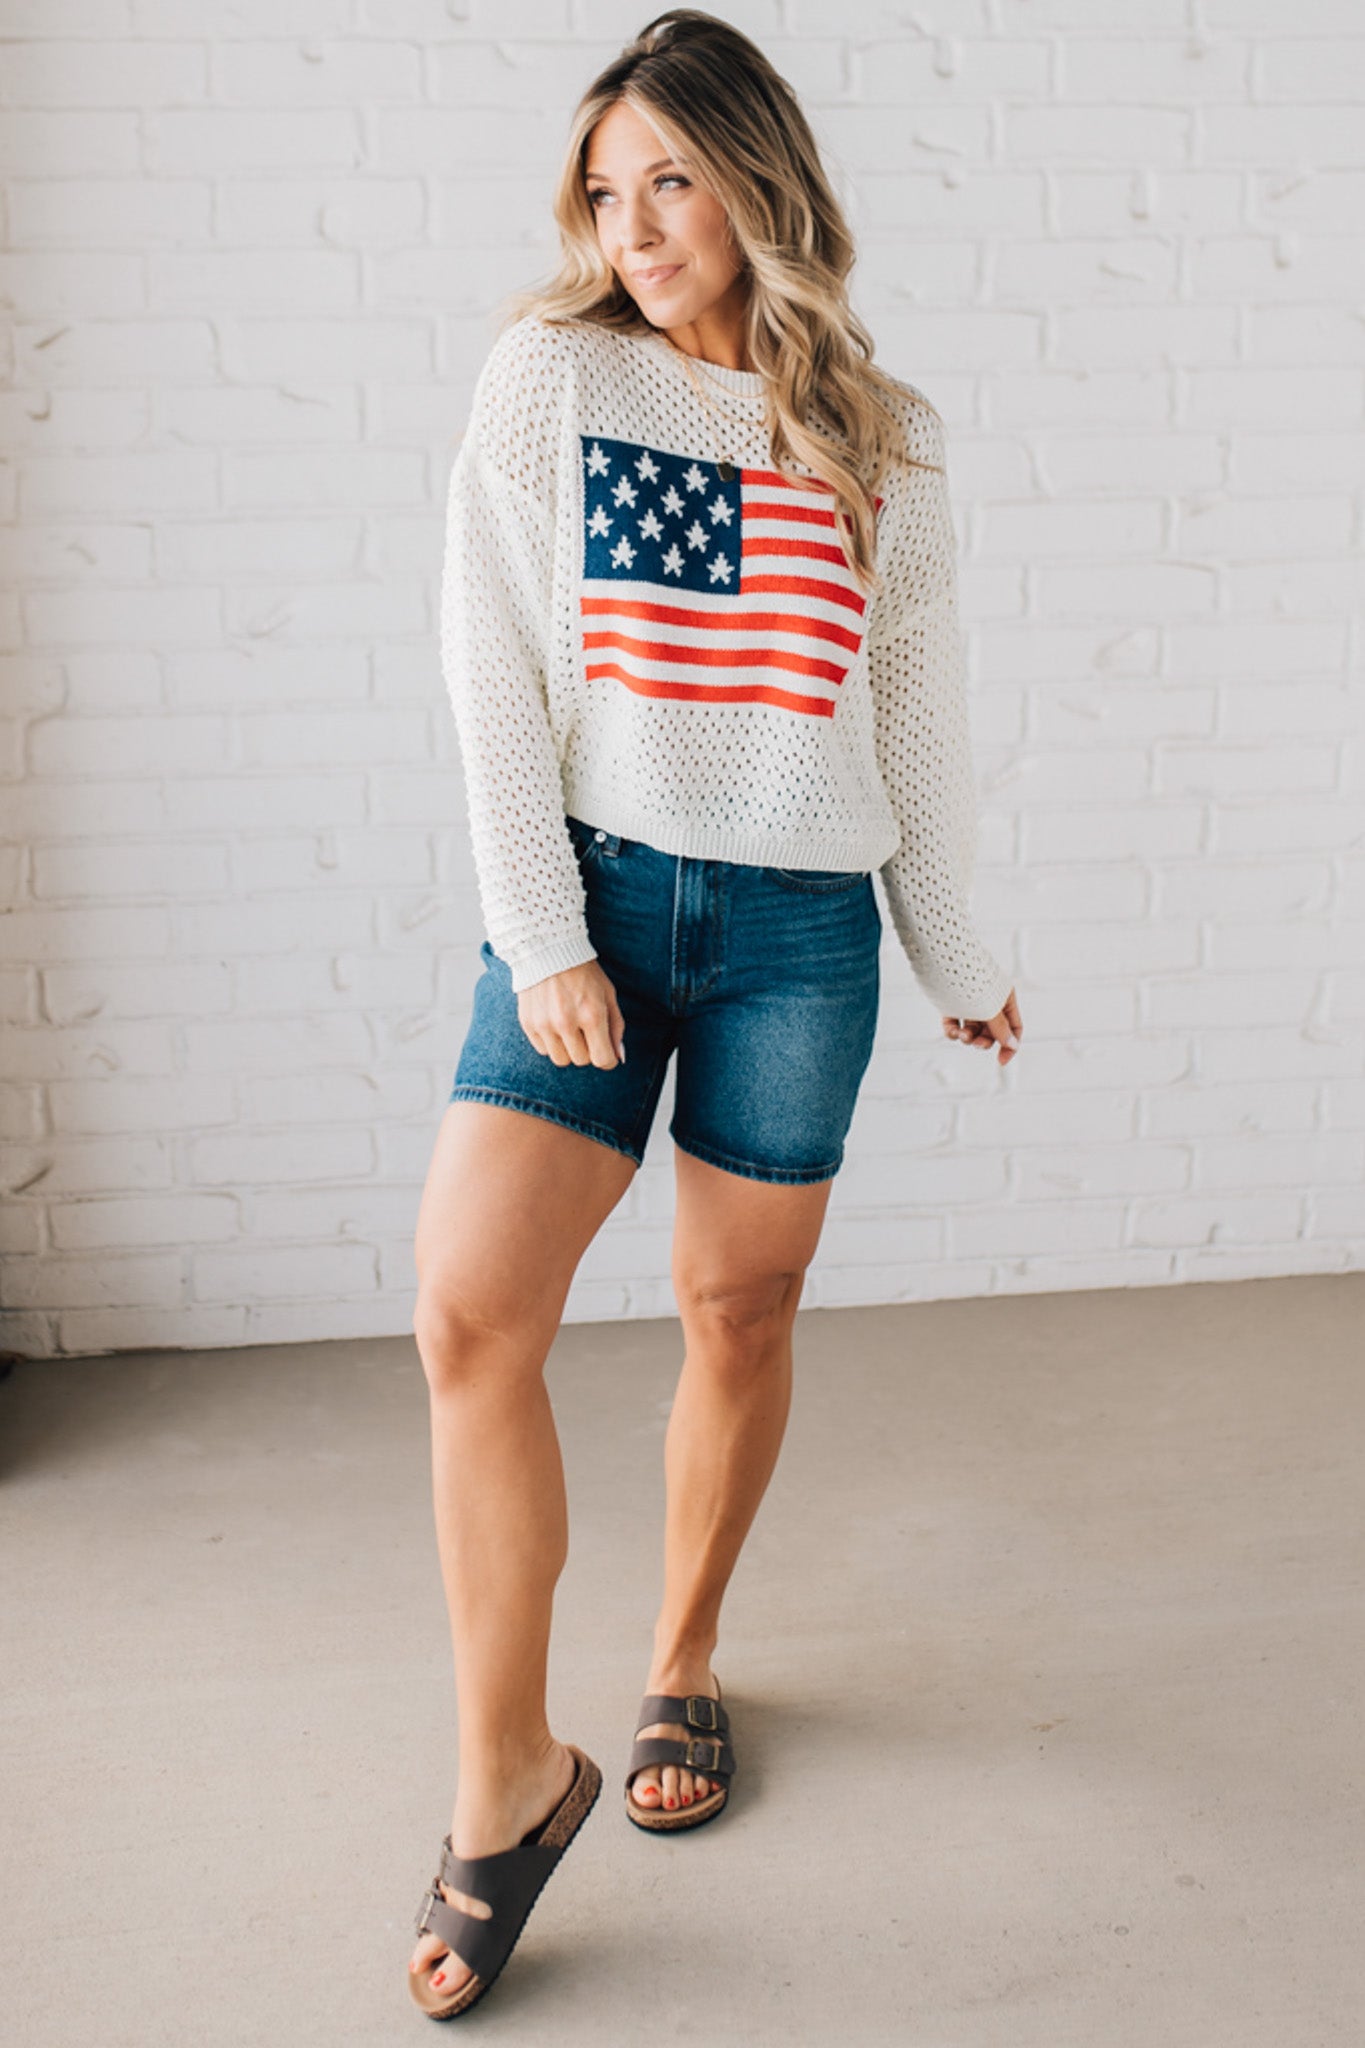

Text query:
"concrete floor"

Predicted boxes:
[[3, 1271, 1362, 2047]]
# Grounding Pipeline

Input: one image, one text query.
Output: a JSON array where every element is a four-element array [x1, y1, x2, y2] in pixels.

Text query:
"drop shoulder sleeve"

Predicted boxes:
[[867, 394, 1014, 1021], [440, 318, 598, 994]]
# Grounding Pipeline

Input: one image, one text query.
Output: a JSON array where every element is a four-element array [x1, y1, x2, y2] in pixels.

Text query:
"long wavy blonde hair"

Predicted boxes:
[[498, 7, 941, 599]]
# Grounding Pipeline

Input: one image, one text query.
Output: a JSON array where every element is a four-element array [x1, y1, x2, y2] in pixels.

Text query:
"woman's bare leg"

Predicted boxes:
[[629, 1145, 835, 1813], [408, 1100, 636, 1994]]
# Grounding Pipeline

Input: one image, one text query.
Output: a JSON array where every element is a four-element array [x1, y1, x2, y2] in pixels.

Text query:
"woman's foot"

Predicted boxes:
[[629, 1661, 726, 1813], [409, 1737, 578, 1999]]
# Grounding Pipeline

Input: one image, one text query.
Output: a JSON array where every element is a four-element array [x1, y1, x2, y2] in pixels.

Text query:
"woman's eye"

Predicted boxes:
[[587, 175, 688, 208]]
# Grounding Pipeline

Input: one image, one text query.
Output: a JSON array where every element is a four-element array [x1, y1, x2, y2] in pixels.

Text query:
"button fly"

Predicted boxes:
[[670, 854, 725, 1011]]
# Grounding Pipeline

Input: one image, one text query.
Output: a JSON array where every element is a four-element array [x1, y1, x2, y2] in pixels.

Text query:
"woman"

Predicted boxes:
[[407, 7, 1022, 2021]]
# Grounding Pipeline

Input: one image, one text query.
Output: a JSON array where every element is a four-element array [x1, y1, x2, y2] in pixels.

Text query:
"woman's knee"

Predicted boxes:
[[675, 1268, 805, 1366], [413, 1270, 555, 1397]]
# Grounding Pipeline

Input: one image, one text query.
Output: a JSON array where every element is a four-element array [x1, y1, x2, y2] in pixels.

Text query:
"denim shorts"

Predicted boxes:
[[449, 814, 882, 1184]]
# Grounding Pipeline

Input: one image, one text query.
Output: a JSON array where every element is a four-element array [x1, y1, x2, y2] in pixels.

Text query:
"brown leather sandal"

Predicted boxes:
[[623, 1679, 736, 1832], [409, 1743, 601, 2021]]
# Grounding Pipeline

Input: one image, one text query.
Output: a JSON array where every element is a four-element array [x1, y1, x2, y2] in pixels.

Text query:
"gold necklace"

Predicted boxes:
[[664, 336, 767, 482]]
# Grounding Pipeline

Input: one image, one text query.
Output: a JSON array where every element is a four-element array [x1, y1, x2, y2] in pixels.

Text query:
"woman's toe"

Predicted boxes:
[[633, 1770, 661, 1804], [414, 1882, 486, 1992], [412, 1937, 457, 1988], [429, 1951, 472, 1994], [427, 1934, 475, 1993]]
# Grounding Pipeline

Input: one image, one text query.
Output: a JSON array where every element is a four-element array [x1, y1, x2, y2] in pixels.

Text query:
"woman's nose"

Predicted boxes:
[[615, 204, 659, 247]]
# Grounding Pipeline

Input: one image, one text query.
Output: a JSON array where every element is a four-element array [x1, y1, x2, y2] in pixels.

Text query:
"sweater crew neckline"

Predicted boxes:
[[634, 328, 768, 400]]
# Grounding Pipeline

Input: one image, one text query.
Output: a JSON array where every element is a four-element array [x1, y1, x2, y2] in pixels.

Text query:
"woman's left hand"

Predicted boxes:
[[942, 988, 1022, 1066]]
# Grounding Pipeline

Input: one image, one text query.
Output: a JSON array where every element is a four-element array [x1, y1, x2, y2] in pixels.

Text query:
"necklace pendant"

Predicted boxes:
[[717, 459, 735, 482]]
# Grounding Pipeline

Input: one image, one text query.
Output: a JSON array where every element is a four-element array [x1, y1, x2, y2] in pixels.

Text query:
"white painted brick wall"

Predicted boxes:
[[2, 0, 1362, 1358]]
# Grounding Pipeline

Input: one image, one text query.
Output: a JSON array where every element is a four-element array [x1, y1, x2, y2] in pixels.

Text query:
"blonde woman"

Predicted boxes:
[[407, 7, 1022, 2021]]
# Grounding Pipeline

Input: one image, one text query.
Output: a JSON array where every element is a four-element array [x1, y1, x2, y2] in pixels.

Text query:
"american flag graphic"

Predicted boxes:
[[579, 433, 882, 721]]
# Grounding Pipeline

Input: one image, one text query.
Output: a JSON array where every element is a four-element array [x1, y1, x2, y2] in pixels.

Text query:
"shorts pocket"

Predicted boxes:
[[565, 814, 621, 865], [767, 865, 869, 894]]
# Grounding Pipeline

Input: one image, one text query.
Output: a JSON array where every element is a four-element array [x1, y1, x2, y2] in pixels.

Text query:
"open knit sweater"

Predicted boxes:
[[440, 313, 1013, 1019]]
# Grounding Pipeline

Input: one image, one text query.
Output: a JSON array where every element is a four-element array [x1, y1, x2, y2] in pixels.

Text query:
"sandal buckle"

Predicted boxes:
[[684, 1736, 722, 1772], [685, 1694, 718, 1731], [414, 1884, 440, 1937]]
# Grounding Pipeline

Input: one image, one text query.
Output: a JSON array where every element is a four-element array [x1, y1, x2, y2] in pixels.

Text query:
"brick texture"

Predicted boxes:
[[2, 1, 1362, 1355]]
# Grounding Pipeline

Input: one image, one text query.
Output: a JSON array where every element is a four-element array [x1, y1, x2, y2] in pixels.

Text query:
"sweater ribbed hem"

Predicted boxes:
[[561, 787, 903, 875]]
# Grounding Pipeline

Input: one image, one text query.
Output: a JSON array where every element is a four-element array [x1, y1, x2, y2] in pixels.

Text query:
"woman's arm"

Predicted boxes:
[[867, 394, 1015, 1024], [440, 320, 598, 994]]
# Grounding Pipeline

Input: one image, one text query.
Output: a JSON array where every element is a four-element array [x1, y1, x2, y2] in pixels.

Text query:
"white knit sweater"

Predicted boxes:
[[440, 314, 1013, 1018]]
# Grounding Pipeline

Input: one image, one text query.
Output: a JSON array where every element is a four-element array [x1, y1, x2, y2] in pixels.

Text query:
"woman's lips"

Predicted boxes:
[[633, 264, 682, 287]]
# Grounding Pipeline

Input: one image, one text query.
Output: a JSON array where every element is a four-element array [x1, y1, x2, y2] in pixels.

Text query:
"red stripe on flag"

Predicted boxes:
[[740, 466, 885, 515], [579, 595, 865, 653], [738, 571, 869, 614], [584, 662, 837, 718], [582, 629, 849, 684], [739, 535, 871, 582], [742, 498, 840, 528]]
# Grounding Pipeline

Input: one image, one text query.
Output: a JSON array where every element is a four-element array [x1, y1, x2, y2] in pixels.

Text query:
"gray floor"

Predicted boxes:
[[3, 1272, 1362, 2047]]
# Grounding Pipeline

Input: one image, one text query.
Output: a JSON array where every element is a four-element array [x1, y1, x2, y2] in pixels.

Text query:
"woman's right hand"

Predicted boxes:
[[942, 987, 1022, 1066], [517, 957, 626, 1069]]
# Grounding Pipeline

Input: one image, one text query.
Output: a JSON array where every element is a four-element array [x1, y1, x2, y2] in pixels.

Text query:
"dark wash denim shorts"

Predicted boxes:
[[449, 813, 882, 1184]]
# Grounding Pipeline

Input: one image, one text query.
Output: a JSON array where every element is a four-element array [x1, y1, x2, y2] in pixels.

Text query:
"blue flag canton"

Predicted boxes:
[[581, 433, 743, 592]]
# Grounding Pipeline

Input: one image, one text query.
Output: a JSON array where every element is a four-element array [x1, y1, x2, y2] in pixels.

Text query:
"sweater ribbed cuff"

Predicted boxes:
[[504, 929, 599, 995], [917, 955, 1015, 1023]]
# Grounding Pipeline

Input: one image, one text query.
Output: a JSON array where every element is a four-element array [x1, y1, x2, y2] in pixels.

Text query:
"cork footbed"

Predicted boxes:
[[408, 1743, 602, 2021], [623, 1678, 733, 1832], [624, 1776, 729, 1830]]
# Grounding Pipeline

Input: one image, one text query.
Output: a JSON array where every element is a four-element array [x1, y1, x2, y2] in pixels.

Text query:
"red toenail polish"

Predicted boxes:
[[432, 1973, 444, 1987], [665, 1797, 675, 1808]]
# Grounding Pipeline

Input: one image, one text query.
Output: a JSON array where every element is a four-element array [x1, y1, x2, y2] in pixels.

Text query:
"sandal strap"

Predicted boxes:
[[414, 1838, 561, 1984], [628, 1732, 735, 1782], [439, 1837, 563, 1905], [633, 1691, 730, 1739]]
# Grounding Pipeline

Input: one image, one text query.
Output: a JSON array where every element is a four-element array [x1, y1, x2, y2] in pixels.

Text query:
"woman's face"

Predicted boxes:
[[583, 99, 746, 332]]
